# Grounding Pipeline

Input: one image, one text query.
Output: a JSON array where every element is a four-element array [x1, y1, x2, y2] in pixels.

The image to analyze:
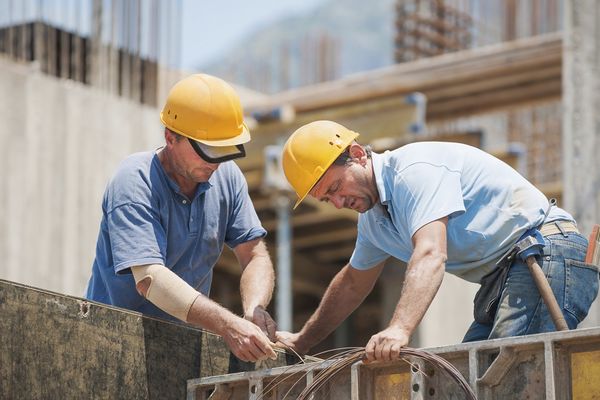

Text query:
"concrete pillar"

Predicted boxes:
[[563, 0, 600, 327]]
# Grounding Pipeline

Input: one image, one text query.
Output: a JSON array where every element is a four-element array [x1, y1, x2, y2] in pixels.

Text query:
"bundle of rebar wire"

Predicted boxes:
[[261, 346, 477, 399]]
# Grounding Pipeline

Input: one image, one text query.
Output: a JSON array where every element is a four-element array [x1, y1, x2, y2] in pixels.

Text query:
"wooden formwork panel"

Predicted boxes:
[[0, 279, 289, 399]]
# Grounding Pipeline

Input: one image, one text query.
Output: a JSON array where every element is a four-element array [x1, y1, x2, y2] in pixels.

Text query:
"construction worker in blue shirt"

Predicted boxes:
[[86, 74, 277, 362], [276, 120, 598, 363]]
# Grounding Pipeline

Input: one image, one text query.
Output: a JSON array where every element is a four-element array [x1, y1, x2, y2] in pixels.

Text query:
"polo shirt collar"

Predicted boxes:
[[371, 151, 390, 206]]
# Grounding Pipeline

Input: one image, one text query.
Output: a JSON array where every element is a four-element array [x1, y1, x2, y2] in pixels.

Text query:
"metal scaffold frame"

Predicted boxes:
[[188, 327, 600, 399]]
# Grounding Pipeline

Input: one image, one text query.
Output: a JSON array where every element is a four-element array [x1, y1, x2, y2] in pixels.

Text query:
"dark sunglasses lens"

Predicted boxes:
[[188, 139, 245, 163]]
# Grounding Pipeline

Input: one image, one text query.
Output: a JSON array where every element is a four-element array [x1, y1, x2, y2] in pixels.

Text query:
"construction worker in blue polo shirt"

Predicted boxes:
[[276, 120, 599, 363], [86, 74, 276, 362]]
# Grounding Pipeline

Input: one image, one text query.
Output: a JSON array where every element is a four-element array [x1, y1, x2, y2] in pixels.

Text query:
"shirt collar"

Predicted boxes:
[[371, 151, 390, 205]]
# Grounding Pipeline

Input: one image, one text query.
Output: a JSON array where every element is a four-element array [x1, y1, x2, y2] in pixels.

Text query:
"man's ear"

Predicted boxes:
[[348, 143, 367, 165], [164, 128, 176, 145]]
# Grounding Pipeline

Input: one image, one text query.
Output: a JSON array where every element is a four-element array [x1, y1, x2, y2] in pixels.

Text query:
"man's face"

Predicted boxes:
[[170, 134, 220, 183], [309, 162, 379, 213]]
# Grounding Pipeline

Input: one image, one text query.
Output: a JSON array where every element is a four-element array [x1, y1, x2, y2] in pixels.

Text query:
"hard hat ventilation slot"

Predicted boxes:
[[168, 110, 171, 115], [174, 114, 178, 119], [329, 141, 334, 145]]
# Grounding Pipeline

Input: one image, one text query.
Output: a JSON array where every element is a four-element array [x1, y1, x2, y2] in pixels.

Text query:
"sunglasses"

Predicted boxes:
[[188, 138, 246, 163]]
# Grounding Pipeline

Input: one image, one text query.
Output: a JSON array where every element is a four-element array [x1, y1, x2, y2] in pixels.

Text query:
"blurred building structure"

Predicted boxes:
[[0, 0, 183, 106], [395, 0, 564, 195], [395, 0, 563, 62]]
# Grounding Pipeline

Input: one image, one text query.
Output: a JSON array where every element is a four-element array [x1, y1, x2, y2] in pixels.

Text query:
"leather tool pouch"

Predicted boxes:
[[473, 199, 555, 325], [473, 256, 513, 325]]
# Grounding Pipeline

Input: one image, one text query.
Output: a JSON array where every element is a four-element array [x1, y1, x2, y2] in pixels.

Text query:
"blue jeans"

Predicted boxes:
[[463, 232, 600, 342]]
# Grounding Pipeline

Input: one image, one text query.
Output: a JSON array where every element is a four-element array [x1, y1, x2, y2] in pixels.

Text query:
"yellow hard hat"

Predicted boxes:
[[282, 120, 359, 208], [160, 74, 250, 161]]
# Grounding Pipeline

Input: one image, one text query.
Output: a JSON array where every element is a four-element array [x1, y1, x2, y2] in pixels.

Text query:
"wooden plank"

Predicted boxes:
[[584, 225, 600, 265], [245, 33, 562, 114], [424, 65, 561, 102], [427, 78, 561, 120]]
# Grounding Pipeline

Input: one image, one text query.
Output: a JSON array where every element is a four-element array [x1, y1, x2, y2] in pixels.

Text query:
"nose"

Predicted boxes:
[[331, 196, 344, 209]]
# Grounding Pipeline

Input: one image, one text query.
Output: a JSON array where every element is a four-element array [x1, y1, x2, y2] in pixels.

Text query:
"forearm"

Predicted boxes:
[[240, 253, 274, 315], [186, 293, 241, 335], [188, 285, 278, 362], [389, 252, 445, 334], [131, 264, 239, 334], [130, 262, 275, 362]]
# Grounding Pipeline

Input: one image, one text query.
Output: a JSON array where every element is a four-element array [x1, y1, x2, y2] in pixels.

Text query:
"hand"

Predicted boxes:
[[245, 305, 277, 341], [275, 331, 309, 355], [364, 326, 410, 364], [223, 316, 277, 362]]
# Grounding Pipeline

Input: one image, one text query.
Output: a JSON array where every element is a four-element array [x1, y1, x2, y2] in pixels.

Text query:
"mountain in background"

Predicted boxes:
[[200, 0, 395, 93]]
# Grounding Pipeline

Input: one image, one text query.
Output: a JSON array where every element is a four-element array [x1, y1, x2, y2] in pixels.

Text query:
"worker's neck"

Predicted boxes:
[[157, 147, 198, 199]]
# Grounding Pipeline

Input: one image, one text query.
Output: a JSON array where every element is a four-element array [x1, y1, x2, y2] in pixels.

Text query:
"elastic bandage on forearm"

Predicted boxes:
[[131, 264, 200, 321]]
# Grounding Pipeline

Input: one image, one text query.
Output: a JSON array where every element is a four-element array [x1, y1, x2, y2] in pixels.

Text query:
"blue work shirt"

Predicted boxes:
[[85, 151, 266, 320], [350, 142, 573, 283]]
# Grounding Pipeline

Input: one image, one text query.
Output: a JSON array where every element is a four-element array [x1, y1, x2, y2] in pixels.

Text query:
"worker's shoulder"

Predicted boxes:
[[211, 160, 246, 183], [111, 151, 155, 179], [394, 141, 476, 155], [105, 152, 157, 194], [387, 141, 481, 166]]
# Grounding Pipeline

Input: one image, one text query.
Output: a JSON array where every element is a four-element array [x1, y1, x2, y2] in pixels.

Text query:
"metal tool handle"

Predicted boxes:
[[525, 256, 569, 331]]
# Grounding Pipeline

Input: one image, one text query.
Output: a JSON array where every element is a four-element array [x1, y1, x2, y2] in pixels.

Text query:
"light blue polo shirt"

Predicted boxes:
[[85, 151, 266, 320], [349, 142, 573, 283]]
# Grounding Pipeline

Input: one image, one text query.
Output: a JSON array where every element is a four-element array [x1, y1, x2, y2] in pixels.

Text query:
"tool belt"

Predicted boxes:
[[473, 221, 579, 325], [473, 219, 580, 325], [473, 255, 513, 325]]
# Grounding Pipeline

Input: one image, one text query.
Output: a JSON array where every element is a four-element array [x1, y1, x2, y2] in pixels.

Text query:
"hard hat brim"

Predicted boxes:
[[188, 139, 246, 163], [293, 195, 307, 210]]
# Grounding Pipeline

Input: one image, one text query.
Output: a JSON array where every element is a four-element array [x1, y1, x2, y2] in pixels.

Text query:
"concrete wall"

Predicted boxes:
[[0, 57, 163, 297], [563, 0, 600, 328]]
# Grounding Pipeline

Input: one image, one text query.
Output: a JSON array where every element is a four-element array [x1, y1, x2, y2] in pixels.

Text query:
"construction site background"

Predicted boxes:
[[0, 0, 599, 357]]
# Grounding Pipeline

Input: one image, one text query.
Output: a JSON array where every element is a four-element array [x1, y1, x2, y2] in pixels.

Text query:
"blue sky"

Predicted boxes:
[[180, 0, 325, 70]]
